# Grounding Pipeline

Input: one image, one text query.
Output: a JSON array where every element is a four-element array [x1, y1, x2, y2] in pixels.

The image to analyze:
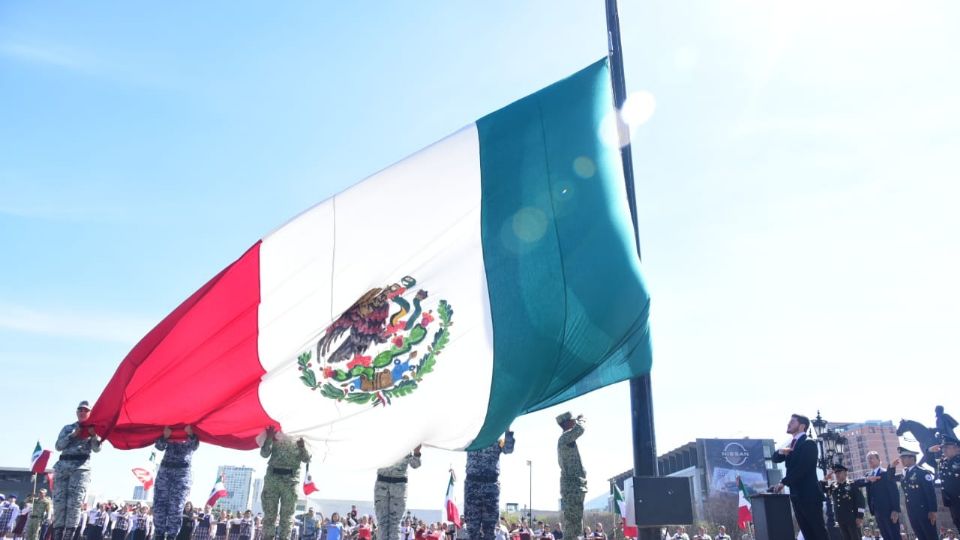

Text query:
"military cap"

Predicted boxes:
[[77, 400, 91, 410], [556, 412, 573, 425], [943, 435, 960, 447], [831, 463, 848, 472], [898, 446, 919, 457]]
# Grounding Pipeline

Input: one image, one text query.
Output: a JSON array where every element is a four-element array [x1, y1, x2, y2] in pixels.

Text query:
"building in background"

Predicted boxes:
[[609, 438, 780, 524], [217, 466, 255, 513], [133, 485, 147, 500], [828, 420, 901, 478], [251, 478, 263, 514], [0, 467, 51, 501]]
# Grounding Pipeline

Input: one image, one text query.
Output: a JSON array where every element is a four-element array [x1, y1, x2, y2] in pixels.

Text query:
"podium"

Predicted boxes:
[[750, 493, 794, 540]]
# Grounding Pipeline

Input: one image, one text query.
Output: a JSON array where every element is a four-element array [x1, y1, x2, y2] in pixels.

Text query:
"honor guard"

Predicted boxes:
[[53, 401, 102, 540], [889, 447, 938, 540], [153, 425, 200, 540], [465, 431, 515, 540], [823, 464, 865, 540], [556, 413, 586, 540], [935, 435, 960, 531], [374, 447, 422, 540], [260, 427, 311, 540]]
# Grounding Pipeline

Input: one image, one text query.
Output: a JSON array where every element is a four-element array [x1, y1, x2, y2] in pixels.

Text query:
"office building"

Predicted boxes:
[[217, 466, 255, 513]]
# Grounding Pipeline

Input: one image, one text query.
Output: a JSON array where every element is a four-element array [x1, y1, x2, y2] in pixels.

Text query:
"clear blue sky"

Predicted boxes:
[[2, 0, 958, 511]]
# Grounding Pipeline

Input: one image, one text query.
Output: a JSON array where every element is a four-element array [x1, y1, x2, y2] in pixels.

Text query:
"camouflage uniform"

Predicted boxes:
[[556, 413, 586, 540], [465, 432, 515, 540], [27, 495, 52, 540], [260, 436, 311, 540], [374, 453, 421, 540], [153, 434, 200, 540], [53, 421, 101, 540]]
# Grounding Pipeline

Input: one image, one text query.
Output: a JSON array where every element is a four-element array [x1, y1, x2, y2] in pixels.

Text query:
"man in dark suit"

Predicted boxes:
[[771, 414, 829, 540], [854, 451, 901, 540]]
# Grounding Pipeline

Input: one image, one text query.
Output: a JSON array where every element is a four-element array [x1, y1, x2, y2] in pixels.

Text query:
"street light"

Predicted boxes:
[[812, 410, 845, 540]]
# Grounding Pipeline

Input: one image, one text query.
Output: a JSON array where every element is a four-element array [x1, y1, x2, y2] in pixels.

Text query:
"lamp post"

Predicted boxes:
[[812, 411, 848, 540], [527, 459, 533, 523]]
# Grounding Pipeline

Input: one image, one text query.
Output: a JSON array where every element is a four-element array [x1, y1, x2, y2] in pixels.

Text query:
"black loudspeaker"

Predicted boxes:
[[631, 476, 694, 526], [750, 493, 795, 540]]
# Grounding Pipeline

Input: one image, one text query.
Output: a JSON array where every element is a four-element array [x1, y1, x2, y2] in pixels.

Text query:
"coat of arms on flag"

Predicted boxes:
[[297, 276, 453, 408]]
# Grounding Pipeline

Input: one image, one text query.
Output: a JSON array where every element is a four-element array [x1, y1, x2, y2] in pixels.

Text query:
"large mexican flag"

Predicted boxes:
[[88, 59, 652, 467]]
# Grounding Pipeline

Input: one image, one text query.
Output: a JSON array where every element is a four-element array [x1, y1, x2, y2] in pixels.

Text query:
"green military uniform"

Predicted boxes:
[[260, 433, 310, 540], [28, 493, 52, 540], [556, 412, 586, 539]]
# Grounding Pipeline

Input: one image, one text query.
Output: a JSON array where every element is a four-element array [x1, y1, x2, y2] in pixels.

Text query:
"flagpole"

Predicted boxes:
[[604, 1, 659, 539]]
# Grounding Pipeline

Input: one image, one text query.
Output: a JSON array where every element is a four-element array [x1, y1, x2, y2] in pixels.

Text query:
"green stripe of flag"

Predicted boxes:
[[472, 58, 652, 448]]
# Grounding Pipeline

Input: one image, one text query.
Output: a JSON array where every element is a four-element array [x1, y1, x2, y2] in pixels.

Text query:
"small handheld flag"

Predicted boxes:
[[445, 470, 461, 528], [737, 476, 753, 530], [31, 442, 51, 474], [207, 474, 228, 507], [131, 451, 158, 492], [303, 464, 318, 496]]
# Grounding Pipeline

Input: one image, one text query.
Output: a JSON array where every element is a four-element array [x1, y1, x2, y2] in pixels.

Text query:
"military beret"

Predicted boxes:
[[943, 435, 960, 447], [556, 412, 573, 425], [898, 446, 919, 457], [77, 400, 91, 410], [832, 463, 848, 472]]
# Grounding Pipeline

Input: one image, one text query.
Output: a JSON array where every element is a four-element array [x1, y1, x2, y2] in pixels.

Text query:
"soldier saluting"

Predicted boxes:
[[822, 464, 865, 540], [887, 447, 938, 540], [53, 401, 102, 540], [556, 413, 586, 540], [931, 435, 960, 531]]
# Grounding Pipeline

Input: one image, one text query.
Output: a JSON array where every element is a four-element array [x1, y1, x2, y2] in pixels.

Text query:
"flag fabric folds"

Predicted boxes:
[[31, 442, 51, 474], [737, 476, 753, 529], [131, 451, 158, 492], [86, 58, 652, 468], [303, 465, 319, 496], [444, 470, 461, 528]]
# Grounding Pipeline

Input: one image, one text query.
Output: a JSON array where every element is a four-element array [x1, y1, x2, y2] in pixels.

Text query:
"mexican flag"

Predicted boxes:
[[30, 442, 51, 474], [737, 476, 752, 530], [613, 484, 637, 538], [86, 59, 652, 468], [303, 465, 319, 496], [445, 470, 461, 528], [206, 475, 228, 507], [131, 451, 158, 492]]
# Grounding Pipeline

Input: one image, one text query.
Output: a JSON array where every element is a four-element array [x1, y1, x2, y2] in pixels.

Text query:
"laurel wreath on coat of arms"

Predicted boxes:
[[297, 276, 453, 407]]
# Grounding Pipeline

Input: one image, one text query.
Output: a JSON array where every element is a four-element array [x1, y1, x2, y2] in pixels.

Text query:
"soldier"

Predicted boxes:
[[888, 448, 937, 540], [260, 427, 311, 540], [933, 435, 960, 531], [53, 401, 102, 540], [26, 491, 51, 540], [465, 430, 515, 540], [823, 464, 866, 540], [153, 425, 200, 540], [556, 413, 586, 540], [374, 447, 422, 540]]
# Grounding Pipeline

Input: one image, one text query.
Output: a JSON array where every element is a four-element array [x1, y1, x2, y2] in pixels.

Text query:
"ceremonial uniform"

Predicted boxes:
[[53, 405, 102, 540], [260, 435, 311, 540], [375, 452, 422, 540], [28, 496, 52, 540], [823, 478, 865, 540], [887, 455, 937, 540], [153, 434, 200, 540], [556, 413, 586, 540], [465, 431, 515, 540], [941, 452, 960, 530]]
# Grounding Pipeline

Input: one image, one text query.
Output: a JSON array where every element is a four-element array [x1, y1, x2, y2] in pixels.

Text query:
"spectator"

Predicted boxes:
[[671, 527, 689, 540], [691, 527, 710, 540], [551, 524, 563, 540]]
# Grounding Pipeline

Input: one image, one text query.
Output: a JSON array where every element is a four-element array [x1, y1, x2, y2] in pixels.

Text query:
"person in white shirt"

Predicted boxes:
[[0, 495, 22, 536]]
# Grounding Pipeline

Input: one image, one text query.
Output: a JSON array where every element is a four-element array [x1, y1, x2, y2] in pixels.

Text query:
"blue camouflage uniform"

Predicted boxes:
[[53, 415, 101, 540], [153, 434, 200, 540], [465, 432, 515, 540]]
